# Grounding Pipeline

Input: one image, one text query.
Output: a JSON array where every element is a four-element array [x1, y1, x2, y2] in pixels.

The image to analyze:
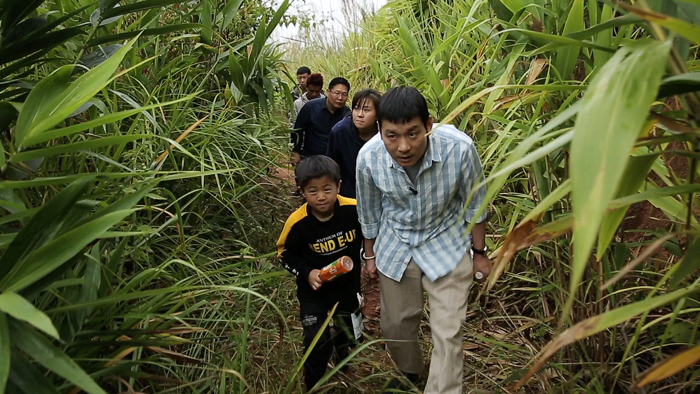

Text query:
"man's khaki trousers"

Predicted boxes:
[[378, 253, 473, 394]]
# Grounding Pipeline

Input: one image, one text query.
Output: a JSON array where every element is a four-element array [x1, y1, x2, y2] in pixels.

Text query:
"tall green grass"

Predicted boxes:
[[0, 0, 315, 392], [287, 0, 700, 391]]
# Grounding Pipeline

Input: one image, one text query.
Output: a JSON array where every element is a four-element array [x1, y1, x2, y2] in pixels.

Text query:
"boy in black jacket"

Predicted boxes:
[[276, 155, 364, 390]]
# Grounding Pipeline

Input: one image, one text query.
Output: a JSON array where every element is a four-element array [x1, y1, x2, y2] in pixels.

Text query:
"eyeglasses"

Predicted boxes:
[[329, 90, 348, 98]]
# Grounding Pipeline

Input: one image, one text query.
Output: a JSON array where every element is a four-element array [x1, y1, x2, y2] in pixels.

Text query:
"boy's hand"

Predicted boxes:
[[364, 258, 378, 280], [472, 254, 492, 281], [308, 269, 323, 290]]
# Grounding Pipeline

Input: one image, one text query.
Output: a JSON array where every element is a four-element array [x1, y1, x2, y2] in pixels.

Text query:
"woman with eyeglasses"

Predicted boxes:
[[326, 89, 382, 198]]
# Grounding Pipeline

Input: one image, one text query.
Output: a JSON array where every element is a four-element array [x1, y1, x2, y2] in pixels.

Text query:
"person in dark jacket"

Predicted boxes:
[[326, 89, 382, 198], [276, 156, 364, 390], [291, 77, 351, 165]]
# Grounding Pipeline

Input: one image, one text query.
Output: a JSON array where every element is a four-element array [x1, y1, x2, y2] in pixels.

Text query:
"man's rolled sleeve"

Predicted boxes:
[[356, 155, 381, 239], [462, 142, 488, 224]]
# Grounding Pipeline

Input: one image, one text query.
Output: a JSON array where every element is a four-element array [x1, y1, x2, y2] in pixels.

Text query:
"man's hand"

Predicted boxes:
[[308, 269, 323, 290], [364, 258, 378, 280], [472, 254, 492, 281], [291, 152, 301, 165]]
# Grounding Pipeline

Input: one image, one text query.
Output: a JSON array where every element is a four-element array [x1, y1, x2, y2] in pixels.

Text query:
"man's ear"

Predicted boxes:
[[426, 116, 434, 135]]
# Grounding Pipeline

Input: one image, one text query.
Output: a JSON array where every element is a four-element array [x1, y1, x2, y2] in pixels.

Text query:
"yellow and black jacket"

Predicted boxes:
[[276, 196, 362, 295]]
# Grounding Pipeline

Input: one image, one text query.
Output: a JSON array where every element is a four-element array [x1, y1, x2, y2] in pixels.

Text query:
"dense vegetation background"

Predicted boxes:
[[1, 0, 700, 392]]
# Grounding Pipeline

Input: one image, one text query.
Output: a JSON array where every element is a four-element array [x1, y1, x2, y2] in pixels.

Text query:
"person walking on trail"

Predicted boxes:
[[326, 89, 381, 198], [355, 86, 492, 394], [292, 77, 351, 165], [294, 73, 325, 116], [276, 156, 364, 391], [292, 66, 312, 101]]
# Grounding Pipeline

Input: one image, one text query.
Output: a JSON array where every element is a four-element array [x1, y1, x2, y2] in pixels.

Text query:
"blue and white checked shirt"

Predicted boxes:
[[355, 124, 487, 282]]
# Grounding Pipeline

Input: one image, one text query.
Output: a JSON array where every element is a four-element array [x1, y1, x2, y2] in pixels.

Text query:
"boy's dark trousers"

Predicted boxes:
[[298, 278, 362, 391]]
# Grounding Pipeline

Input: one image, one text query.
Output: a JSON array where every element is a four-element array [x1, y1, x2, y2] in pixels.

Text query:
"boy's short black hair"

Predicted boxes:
[[328, 77, 350, 91], [378, 86, 429, 127], [297, 66, 311, 75], [351, 88, 381, 111], [295, 155, 341, 190]]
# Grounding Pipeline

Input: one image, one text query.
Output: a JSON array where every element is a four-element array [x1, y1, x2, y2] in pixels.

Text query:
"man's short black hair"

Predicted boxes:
[[328, 77, 350, 91], [295, 155, 341, 190], [351, 88, 381, 111], [378, 86, 429, 127], [297, 66, 311, 75]]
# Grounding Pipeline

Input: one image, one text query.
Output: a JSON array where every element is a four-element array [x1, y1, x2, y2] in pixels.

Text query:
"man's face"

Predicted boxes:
[[380, 116, 433, 167], [327, 84, 349, 110], [306, 84, 323, 100], [297, 73, 310, 88]]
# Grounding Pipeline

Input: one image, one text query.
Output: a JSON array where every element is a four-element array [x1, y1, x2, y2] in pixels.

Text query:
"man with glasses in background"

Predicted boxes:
[[292, 77, 351, 165]]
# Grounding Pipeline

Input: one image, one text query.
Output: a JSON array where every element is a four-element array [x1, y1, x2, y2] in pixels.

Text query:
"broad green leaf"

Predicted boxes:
[[465, 103, 580, 230], [86, 23, 205, 46], [13, 65, 72, 147], [555, 0, 583, 80], [499, 0, 527, 14], [0, 0, 45, 35], [596, 154, 660, 259], [608, 184, 700, 210], [79, 44, 123, 68], [101, 0, 184, 18], [21, 38, 137, 143], [670, 236, 700, 288], [10, 320, 106, 394], [0, 176, 93, 281], [11, 135, 150, 163], [593, 4, 614, 68], [514, 286, 699, 390], [200, 0, 213, 44], [0, 292, 59, 339], [1, 209, 138, 292], [222, 0, 245, 28], [8, 347, 59, 394], [657, 72, 700, 99], [568, 40, 671, 321], [22, 94, 197, 146], [629, 6, 700, 46], [0, 313, 8, 393], [264, 0, 290, 39]]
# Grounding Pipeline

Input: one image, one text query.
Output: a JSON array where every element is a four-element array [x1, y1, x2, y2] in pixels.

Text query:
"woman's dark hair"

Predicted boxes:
[[306, 73, 324, 88], [295, 155, 341, 190], [296, 66, 311, 75], [351, 89, 381, 111], [328, 77, 350, 91], [378, 86, 429, 126]]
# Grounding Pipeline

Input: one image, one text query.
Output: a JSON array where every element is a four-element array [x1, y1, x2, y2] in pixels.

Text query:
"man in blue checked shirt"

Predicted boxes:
[[356, 86, 491, 394]]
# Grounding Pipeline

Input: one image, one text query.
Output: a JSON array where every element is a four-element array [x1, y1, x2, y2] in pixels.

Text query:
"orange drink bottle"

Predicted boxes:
[[319, 256, 354, 282]]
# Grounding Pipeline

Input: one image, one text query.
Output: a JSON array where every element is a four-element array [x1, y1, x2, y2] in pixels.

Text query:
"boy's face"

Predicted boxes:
[[380, 115, 433, 168], [301, 176, 340, 218]]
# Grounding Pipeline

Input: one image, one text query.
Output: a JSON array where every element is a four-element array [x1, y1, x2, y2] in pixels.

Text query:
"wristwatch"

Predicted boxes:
[[472, 245, 488, 256]]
